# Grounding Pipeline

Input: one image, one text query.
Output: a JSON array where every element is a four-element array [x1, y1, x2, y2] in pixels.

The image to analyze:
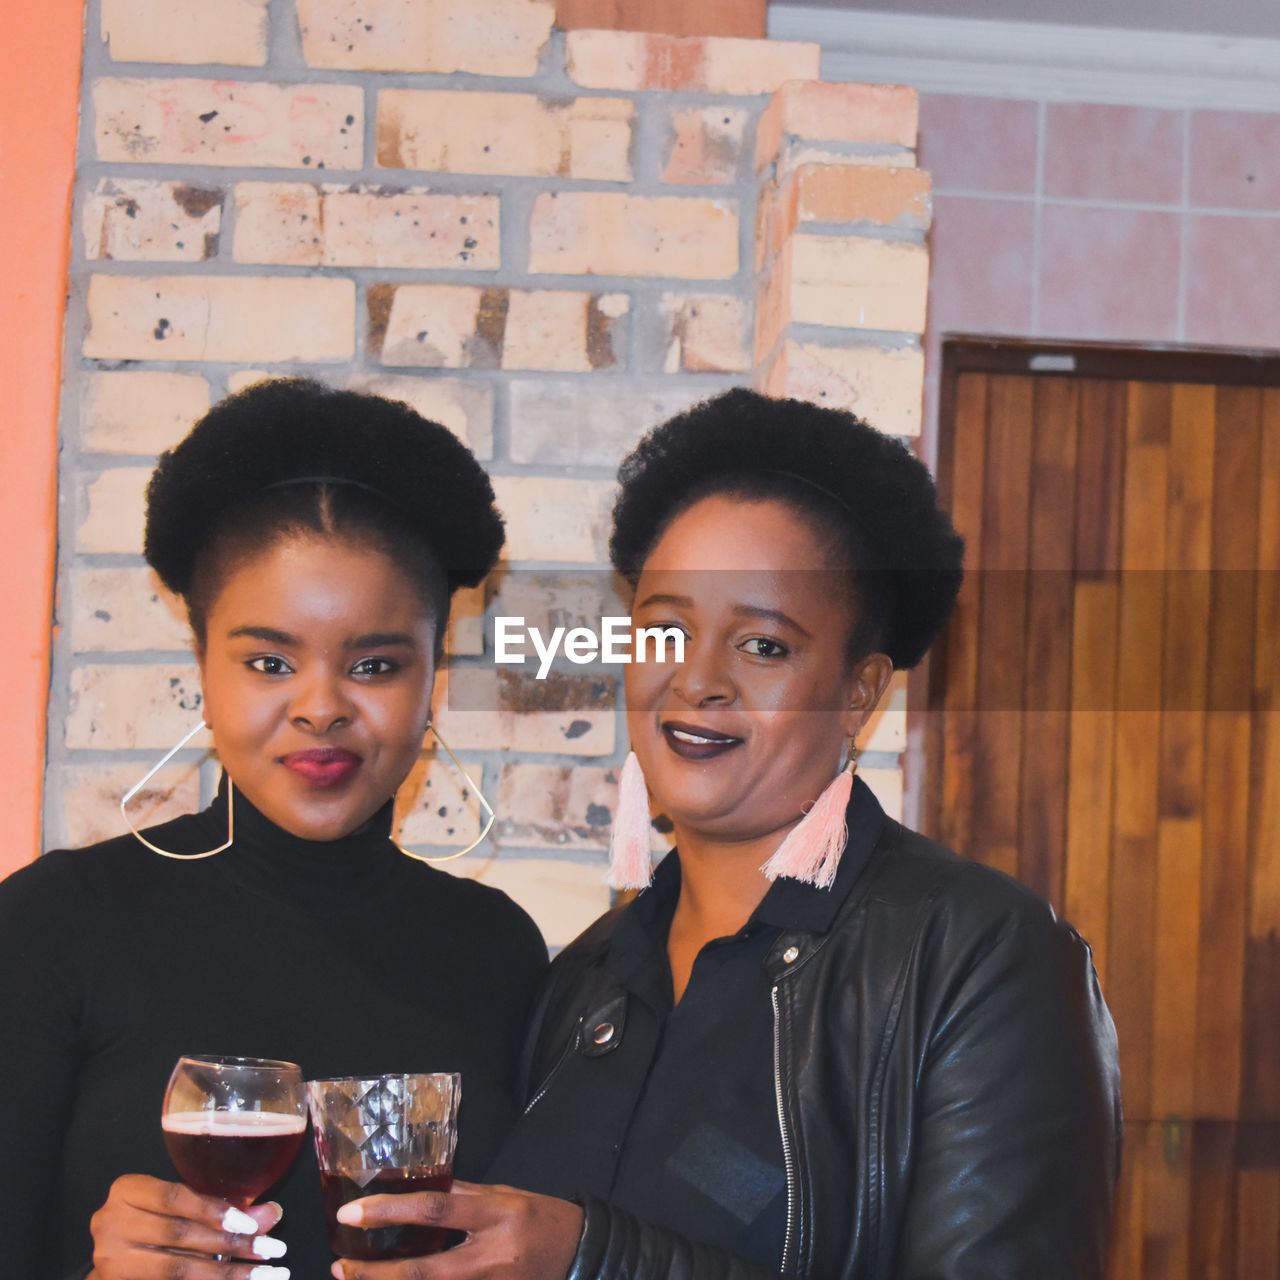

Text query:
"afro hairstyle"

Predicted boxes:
[[609, 387, 964, 669], [145, 377, 504, 607]]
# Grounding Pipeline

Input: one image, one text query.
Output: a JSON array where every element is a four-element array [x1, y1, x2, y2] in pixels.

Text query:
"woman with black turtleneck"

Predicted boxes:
[[0, 379, 546, 1280]]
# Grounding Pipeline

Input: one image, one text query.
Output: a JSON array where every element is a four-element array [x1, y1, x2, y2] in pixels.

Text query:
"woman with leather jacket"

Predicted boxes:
[[331, 389, 1122, 1280]]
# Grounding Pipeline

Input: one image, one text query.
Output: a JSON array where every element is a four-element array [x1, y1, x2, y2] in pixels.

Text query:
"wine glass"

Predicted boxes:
[[162, 1055, 308, 1210]]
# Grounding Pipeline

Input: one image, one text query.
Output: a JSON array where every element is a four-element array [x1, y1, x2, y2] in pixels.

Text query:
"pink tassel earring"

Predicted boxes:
[[760, 745, 858, 889], [607, 752, 655, 889]]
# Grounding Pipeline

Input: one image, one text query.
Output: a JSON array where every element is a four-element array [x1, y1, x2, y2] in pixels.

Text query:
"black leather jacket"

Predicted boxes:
[[517, 796, 1121, 1280]]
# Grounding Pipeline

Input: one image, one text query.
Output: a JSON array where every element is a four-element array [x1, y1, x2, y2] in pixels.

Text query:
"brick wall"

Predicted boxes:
[[57, 0, 929, 944]]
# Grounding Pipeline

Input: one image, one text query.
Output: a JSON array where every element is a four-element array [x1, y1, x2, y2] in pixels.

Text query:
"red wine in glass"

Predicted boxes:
[[163, 1110, 307, 1207], [162, 1056, 308, 1211], [318, 1165, 454, 1260], [308, 1072, 461, 1262]]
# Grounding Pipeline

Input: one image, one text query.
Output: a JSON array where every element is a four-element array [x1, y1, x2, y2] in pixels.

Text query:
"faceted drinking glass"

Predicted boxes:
[[306, 1072, 460, 1261]]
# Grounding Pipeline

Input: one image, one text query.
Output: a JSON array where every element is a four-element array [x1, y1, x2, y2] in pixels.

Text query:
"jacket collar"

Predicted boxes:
[[608, 775, 888, 992], [751, 775, 886, 935]]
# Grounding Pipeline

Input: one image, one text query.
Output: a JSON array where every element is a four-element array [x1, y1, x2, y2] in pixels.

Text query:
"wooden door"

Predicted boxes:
[[923, 338, 1280, 1278]]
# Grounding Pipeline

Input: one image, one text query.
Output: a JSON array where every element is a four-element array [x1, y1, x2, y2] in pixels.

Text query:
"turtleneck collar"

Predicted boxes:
[[202, 774, 411, 912]]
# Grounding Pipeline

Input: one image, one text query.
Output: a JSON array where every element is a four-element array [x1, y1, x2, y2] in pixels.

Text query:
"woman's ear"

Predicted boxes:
[[843, 651, 894, 740], [428, 667, 443, 737], [193, 646, 213, 735]]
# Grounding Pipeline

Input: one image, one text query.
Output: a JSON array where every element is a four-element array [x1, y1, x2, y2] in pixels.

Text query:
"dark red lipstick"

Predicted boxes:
[[661, 721, 744, 761], [281, 748, 361, 788]]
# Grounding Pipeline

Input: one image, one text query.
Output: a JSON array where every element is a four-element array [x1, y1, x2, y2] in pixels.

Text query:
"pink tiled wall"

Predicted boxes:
[[918, 93, 1280, 450]]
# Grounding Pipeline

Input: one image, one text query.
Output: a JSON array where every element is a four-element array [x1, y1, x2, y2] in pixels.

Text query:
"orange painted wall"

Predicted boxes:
[[0, 0, 83, 875]]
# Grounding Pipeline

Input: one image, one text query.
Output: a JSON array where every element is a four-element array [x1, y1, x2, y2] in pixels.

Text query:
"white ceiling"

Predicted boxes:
[[767, 2, 1280, 111], [769, 0, 1280, 41]]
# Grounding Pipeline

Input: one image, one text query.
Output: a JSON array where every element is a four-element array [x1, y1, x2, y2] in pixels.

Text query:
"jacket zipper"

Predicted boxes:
[[772, 984, 797, 1272], [522, 1017, 582, 1115]]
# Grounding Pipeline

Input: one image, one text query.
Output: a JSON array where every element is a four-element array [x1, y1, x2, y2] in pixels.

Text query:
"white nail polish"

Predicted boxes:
[[222, 1206, 260, 1234], [253, 1236, 288, 1259], [249, 1268, 290, 1280]]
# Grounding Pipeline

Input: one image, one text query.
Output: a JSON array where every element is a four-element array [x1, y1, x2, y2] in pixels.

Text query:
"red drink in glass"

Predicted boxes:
[[319, 1165, 454, 1260], [162, 1110, 307, 1207]]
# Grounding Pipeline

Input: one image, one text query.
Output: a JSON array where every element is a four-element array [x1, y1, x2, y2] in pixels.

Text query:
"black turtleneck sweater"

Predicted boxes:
[[0, 784, 548, 1280]]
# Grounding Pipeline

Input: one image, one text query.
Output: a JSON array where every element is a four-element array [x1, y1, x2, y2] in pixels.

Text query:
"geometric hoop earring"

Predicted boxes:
[[120, 720, 233, 860], [396, 722, 495, 865]]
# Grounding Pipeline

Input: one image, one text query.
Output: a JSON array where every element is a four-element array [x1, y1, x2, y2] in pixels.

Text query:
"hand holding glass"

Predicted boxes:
[[307, 1072, 460, 1260]]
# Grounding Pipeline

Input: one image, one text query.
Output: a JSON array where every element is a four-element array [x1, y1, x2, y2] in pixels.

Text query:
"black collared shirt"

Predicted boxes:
[[603, 855, 788, 1262], [489, 780, 888, 1268]]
